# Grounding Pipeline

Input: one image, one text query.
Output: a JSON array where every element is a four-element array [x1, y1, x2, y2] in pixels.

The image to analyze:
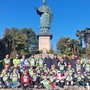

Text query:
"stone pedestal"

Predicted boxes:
[[37, 34, 52, 54]]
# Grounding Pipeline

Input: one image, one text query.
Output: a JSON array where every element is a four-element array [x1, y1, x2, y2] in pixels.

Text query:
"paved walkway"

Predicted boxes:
[[0, 86, 89, 90]]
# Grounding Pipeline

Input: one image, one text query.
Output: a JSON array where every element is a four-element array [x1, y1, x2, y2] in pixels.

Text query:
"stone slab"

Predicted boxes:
[[39, 36, 51, 54]]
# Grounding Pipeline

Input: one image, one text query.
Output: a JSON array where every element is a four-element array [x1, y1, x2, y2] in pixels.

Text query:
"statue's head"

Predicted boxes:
[[42, 0, 46, 5]]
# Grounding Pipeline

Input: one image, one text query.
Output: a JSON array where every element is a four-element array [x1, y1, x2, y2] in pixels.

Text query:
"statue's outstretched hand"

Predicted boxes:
[[34, 7, 37, 10]]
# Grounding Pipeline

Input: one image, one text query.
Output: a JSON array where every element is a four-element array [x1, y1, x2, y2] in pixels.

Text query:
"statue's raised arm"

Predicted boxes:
[[35, 7, 43, 16]]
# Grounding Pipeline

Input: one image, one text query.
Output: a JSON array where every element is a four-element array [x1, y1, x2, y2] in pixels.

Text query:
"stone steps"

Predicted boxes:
[[35, 54, 54, 59]]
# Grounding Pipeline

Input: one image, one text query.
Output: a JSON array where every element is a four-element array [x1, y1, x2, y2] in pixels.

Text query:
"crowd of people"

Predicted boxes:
[[0, 53, 90, 90]]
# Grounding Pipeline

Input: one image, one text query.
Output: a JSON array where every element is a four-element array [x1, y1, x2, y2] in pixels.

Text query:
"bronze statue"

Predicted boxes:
[[35, 0, 53, 34]]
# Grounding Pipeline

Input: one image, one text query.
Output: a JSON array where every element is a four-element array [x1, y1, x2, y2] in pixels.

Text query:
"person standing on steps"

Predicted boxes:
[[29, 54, 36, 69], [3, 54, 11, 68], [44, 55, 52, 69], [52, 54, 59, 69]]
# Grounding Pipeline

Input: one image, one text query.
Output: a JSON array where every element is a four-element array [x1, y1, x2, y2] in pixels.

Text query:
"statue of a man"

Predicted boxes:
[[35, 0, 53, 34]]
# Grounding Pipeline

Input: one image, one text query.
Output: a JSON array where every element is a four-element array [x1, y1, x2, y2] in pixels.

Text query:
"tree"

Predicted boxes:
[[21, 28, 38, 51], [57, 37, 82, 55], [2, 27, 38, 58], [0, 39, 6, 59], [57, 37, 70, 54], [49, 48, 54, 54], [76, 28, 90, 55]]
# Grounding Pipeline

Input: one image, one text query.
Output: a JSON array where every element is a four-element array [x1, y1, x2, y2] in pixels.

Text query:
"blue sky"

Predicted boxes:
[[0, 0, 90, 50]]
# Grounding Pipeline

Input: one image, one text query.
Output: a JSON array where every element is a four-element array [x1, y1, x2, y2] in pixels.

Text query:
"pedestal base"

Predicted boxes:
[[37, 34, 52, 54]]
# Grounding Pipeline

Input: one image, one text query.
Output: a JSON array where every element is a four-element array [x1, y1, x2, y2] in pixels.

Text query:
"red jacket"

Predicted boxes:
[[21, 75, 30, 84]]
